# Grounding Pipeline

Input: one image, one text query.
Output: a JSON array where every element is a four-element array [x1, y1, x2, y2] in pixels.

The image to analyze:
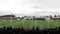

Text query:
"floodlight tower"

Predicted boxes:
[[58, 9, 60, 17], [10, 13, 13, 26], [22, 3, 24, 28], [32, 6, 39, 29], [57, 9, 59, 29], [47, 16, 50, 28]]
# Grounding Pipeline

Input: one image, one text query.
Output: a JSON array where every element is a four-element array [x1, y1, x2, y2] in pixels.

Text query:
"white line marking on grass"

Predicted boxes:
[[48, 20, 50, 28], [35, 20, 37, 29], [22, 19, 25, 28], [30, 20, 33, 28]]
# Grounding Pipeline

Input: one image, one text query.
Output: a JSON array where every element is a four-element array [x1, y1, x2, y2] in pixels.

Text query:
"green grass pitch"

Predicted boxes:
[[0, 20, 60, 29]]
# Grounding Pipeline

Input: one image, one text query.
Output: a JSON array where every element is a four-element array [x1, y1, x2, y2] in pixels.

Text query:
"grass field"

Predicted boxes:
[[0, 20, 60, 29]]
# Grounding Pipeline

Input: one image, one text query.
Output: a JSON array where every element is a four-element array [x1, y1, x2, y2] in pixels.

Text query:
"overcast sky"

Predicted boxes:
[[0, 0, 60, 16]]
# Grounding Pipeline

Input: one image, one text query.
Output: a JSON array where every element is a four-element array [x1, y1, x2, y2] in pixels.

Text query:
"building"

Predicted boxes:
[[0, 15, 20, 21], [22, 16, 32, 20], [51, 17, 60, 21], [22, 16, 46, 20]]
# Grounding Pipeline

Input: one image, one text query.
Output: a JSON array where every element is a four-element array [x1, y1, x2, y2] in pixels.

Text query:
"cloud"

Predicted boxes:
[[0, 0, 60, 16]]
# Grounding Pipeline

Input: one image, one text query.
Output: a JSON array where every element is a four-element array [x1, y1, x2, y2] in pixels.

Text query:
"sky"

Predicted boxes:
[[0, 0, 60, 16]]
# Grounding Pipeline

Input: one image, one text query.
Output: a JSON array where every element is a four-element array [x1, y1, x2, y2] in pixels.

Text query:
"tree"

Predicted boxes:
[[49, 15, 52, 19], [24, 16, 27, 18], [32, 16, 35, 20], [58, 15, 60, 17], [54, 15, 57, 17], [21, 16, 24, 19]]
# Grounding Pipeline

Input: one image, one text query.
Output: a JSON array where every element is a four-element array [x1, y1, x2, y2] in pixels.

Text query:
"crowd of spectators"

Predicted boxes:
[[0, 26, 60, 34]]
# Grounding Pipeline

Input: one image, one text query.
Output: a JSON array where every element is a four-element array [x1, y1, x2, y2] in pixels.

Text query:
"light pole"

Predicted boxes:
[[10, 14, 13, 26], [32, 6, 39, 29], [47, 16, 51, 29], [48, 18, 50, 28], [22, 16, 24, 28], [22, 3, 24, 28]]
